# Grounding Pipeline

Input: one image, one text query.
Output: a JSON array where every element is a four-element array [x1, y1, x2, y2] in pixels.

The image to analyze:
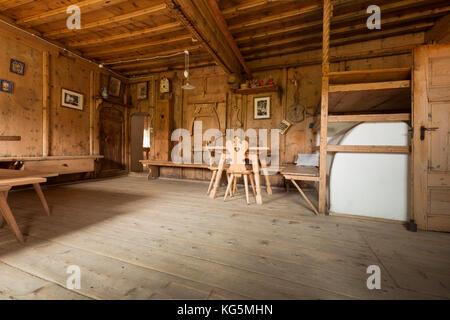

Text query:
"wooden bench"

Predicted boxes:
[[140, 160, 209, 179], [281, 164, 319, 215]]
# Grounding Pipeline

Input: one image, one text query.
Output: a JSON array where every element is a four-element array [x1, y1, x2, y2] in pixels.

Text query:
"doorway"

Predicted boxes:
[[130, 113, 151, 172], [99, 106, 125, 174]]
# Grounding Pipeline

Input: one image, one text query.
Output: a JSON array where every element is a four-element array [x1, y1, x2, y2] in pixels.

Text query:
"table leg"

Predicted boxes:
[[0, 192, 4, 228], [0, 191, 24, 243], [291, 179, 319, 215], [210, 153, 226, 199], [33, 183, 50, 216], [250, 154, 263, 205], [259, 157, 272, 195]]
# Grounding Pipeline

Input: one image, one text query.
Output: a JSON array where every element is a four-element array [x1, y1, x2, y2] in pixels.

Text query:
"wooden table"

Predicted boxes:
[[280, 165, 319, 215], [206, 146, 275, 205], [0, 169, 58, 243]]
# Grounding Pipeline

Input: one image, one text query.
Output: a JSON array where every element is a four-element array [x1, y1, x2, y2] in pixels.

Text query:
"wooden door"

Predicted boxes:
[[99, 106, 125, 173], [413, 44, 450, 232]]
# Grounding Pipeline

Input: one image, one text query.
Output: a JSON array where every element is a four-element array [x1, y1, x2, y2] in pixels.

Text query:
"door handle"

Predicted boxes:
[[420, 126, 438, 141]]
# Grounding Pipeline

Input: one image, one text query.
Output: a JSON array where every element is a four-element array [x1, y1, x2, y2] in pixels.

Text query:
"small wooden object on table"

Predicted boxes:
[[281, 165, 319, 215]]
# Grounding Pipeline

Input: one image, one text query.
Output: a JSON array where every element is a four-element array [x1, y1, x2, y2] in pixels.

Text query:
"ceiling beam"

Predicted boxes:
[[245, 22, 432, 60], [247, 32, 425, 71], [100, 45, 204, 64], [205, 0, 251, 77], [164, 0, 242, 75], [240, 6, 450, 53], [228, 4, 321, 32], [110, 46, 205, 70], [222, 0, 278, 18], [44, 4, 168, 39], [426, 13, 450, 43], [85, 34, 193, 57], [237, 4, 450, 46], [0, 0, 33, 12], [67, 22, 183, 48], [16, 0, 127, 27]]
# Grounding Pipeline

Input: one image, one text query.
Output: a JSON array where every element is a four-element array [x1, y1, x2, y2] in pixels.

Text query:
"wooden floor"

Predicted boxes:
[[0, 176, 449, 300]]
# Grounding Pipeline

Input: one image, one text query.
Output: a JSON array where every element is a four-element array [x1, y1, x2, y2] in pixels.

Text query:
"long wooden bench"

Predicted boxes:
[[140, 160, 210, 179]]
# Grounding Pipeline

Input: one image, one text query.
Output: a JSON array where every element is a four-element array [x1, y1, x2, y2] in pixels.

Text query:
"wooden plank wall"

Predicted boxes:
[[0, 23, 125, 162]]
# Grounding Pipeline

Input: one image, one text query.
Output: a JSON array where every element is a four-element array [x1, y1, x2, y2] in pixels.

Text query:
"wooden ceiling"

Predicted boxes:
[[0, 0, 449, 78]]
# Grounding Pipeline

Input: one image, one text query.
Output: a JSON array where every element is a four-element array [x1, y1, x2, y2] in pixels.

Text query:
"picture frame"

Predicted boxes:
[[108, 76, 121, 97], [0, 79, 13, 94], [10, 59, 25, 75], [136, 82, 148, 100], [278, 119, 292, 135], [254, 96, 271, 119], [61, 88, 83, 110]]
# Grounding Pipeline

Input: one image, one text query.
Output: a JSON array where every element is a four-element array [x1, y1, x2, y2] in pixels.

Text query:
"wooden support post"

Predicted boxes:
[[42, 51, 50, 157], [89, 71, 95, 155], [318, 0, 332, 215]]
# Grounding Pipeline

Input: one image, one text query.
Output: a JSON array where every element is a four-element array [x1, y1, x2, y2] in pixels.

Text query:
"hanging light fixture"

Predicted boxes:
[[182, 50, 196, 90]]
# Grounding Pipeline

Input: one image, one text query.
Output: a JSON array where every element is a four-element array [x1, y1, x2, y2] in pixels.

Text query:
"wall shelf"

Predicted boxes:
[[232, 85, 279, 95]]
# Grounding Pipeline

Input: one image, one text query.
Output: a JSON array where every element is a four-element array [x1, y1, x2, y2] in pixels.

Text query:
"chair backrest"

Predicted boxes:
[[226, 137, 248, 172]]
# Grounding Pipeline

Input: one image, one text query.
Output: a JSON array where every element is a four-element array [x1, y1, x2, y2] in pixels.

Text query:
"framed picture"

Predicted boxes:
[[136, 82, 148, 100], [254, 96, 271, 119], [0, 79, 13, 93], [108, 76, 121, 97], [61, 89, 83, 110], [10, 59, 25, 75]]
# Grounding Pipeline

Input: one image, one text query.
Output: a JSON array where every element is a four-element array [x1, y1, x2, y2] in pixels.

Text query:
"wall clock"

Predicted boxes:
[[160, 77, 170, 93]]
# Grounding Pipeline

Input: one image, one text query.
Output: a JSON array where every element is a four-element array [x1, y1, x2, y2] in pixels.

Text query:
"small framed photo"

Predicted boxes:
[[108, 76, 121, 97], [136, 82, 148, 100], [61, 89, 83, 110], [10, 59, 25, 75], [0, 79, 13, 93], [254, 96, 271, 119]]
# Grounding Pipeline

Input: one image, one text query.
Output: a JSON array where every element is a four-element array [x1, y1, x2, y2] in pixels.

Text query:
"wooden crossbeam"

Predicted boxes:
[[68, 22, 184, 48], [426, 13, 450, 44], [243, 21, 434, 58], [16, 0, 127, 26], [85, 34, 193, 57], [0, 136, 21, 141], [0, 0, 33, 11], [166, 0, 242, 75], [44, 4, 168, 39], [327, 145, 410, 154], [205, 0, 251, 77], [328, 113, 411, 122], [228, 5, 320, 32], [329, 80, 411, 92], [238, 5, 450, 50]]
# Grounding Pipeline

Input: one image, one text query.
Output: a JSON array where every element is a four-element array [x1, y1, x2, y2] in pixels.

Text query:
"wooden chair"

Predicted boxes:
[[223, 137, 256, 204]]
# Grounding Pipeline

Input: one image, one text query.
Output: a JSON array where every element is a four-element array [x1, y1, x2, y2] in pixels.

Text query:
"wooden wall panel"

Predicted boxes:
[[49, 54, 91, 156], [0, 36, 43, 157]]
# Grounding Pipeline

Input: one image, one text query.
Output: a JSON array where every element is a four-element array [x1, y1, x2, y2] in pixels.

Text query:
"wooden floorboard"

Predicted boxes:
[[0, 177, 449, 299]]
